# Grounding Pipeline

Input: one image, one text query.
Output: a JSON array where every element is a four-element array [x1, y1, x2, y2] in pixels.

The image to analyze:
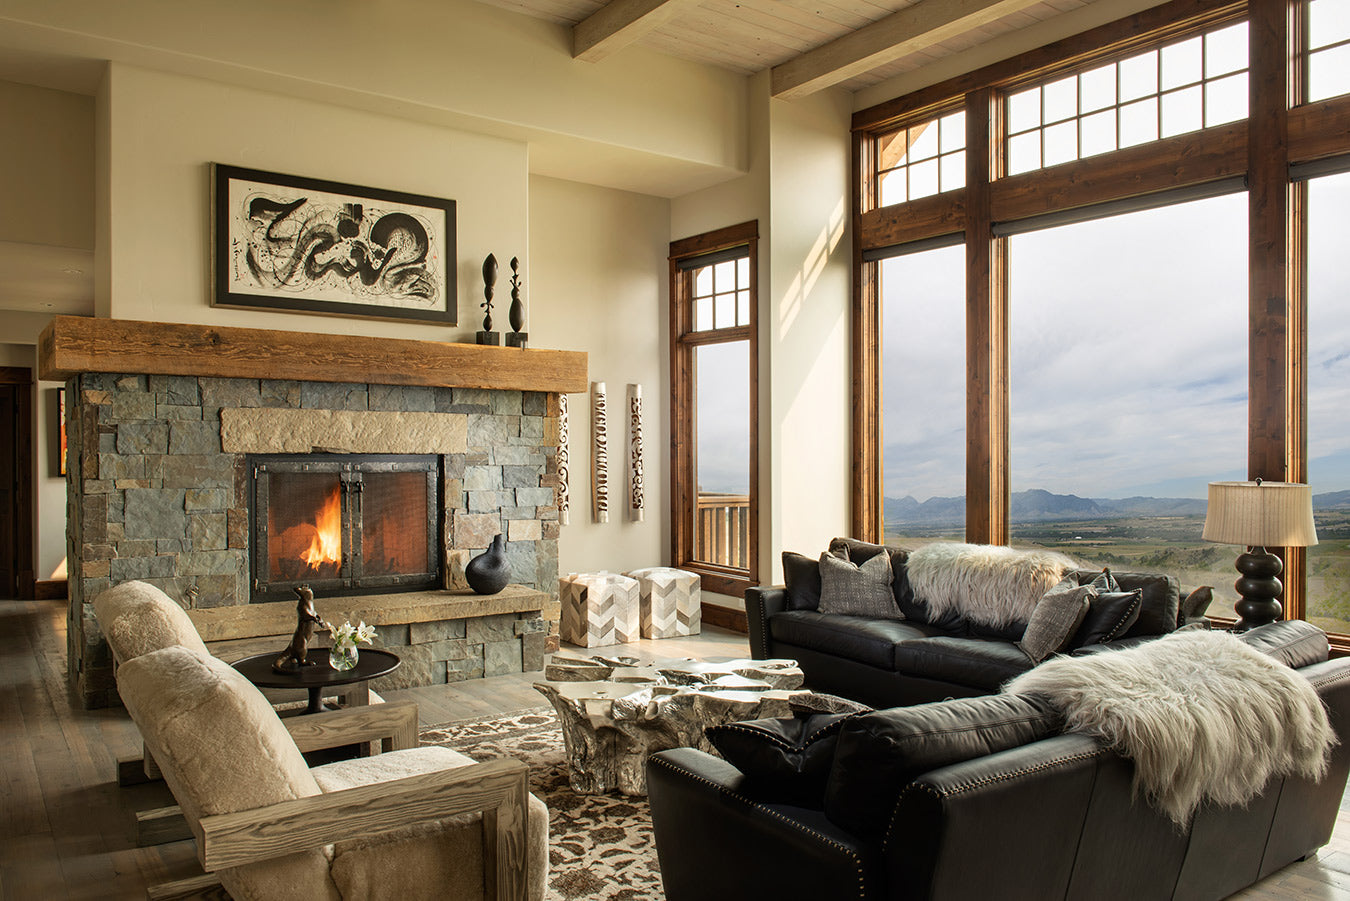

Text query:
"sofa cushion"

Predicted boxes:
[[829, 538, 927, 622], [1018, 581, 1093, 663], [1068, 589, 1142, 648], [818, 551, 900, 618], [1180, 586, 1214, 624], [1238, 620, 1330, 669], [906, 542, 1078, 631], [1069, 568, 1179, 638], [783, 551, 825, 611], [93, 580, 209, 662], [770, 611, 943, 669], [893, 636, 1036, 690], [116, 646, 337, 901], [824, 694, 1059, 837], [706, 713, 852, 806]]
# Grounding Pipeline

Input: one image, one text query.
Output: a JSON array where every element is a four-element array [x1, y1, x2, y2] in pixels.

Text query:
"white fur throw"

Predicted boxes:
[[905, 542, 1078, 628], [1005, 630, 1335, 825]]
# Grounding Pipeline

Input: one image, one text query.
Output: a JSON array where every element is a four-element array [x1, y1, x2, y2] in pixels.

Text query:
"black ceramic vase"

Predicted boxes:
[[465, 533, 511, 595]]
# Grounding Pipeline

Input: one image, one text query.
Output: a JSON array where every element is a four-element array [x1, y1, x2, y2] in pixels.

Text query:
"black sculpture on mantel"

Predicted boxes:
[[272, 585, 323, 673], [506, 256, 528, 348], [477, 253, 500, 346], [465, 534, 511, 594]]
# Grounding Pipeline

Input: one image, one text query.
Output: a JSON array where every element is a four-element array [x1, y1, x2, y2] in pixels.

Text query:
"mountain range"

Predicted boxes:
[[884, 488, 1350, 525]]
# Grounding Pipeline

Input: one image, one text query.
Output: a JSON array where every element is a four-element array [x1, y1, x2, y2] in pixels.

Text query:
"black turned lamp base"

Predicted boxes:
[[1230, 546, 1284, 633], [476, 331, 501, 346]]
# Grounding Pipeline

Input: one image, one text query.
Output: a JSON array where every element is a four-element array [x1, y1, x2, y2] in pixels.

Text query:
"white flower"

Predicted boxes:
[[327, 619, 377, 648]]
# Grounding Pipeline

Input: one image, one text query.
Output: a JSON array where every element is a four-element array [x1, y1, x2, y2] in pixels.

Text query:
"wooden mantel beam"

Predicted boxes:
[[37, 316, 588, 394], [573, 0, 701, 62], [771, 0, 1045, 100]]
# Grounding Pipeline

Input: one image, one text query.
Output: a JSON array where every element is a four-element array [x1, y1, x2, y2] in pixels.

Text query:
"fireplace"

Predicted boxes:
[[248, 454, 441, 603]]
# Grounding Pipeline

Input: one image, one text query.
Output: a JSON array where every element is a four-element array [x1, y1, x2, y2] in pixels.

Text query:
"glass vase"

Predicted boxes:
[[330, 642, 359, 671]]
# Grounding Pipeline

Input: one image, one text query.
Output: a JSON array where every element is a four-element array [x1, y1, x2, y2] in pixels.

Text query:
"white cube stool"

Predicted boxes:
[[559, 572, 641, 647], [625, 567, 701, 639]]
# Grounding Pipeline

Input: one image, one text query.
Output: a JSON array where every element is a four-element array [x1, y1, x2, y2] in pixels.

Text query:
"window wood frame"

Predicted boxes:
[[852, 0, 1350, 635], [670, 221, 760, 598]]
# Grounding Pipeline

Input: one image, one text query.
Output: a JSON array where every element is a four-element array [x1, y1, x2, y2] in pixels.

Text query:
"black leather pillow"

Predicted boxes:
[[824, 695, 1059, 837], [706, 713, 852, 806], [1239, 620, 1330, 669], [1067, 588, 1142, 648], [783, 551, 824, 611]]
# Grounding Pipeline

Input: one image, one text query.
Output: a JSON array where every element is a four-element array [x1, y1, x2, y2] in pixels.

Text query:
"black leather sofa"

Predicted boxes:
[[748, 538, 1198, 709], [649, 623, 1350, 901]]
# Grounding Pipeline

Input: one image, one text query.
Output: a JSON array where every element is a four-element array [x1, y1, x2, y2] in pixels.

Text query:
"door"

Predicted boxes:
[[0, 368, 33, 599]]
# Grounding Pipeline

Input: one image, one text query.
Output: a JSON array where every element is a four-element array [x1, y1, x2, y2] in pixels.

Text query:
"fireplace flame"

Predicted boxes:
[[301, 486, 342, 571]]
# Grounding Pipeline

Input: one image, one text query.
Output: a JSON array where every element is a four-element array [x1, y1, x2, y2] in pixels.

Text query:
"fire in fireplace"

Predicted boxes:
[[248, 454, 441, 602]]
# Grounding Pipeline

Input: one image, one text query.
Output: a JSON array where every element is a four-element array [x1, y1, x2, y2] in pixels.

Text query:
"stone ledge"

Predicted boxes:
[[189, 584, 554, 642]]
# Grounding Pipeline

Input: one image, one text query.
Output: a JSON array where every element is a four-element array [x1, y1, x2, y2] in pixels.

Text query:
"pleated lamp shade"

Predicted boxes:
[[1202, 481, 1319, 548]]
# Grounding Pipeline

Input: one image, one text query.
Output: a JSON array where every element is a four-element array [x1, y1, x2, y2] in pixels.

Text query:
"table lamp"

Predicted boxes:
[[1202, 479, 1318, 632]]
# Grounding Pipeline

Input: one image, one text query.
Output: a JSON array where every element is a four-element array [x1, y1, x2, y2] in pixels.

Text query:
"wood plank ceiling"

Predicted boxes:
[[476, 0, 1097, 96]]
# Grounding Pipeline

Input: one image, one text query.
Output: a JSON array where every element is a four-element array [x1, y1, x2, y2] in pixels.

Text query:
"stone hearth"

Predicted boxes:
[[44, 317, 586, 709]]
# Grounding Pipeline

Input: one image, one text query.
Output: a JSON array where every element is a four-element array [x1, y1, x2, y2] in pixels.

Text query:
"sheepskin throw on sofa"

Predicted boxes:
[[1005, 630, 1334, 825], [905, 542, 1078, 629]]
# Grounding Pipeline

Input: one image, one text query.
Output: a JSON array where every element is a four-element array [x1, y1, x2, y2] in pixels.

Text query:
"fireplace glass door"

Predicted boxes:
[[250, 455, 439, 602]]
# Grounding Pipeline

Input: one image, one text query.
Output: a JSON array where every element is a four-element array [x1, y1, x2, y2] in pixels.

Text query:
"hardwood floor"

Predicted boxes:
[[2, 596, 1348, 900]]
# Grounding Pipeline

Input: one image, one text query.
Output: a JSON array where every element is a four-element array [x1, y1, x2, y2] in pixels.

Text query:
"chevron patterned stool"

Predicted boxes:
[[559, 572, 641, 647], [626, 567, 701, 639]]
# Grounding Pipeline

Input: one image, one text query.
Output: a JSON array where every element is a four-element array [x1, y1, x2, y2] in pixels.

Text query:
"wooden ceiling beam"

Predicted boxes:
[[573, 0, 703, 62], [771, 0, 1047, 99]]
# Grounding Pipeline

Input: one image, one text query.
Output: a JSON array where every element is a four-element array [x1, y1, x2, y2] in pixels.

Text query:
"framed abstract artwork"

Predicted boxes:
[[212, 164, 457, 324]]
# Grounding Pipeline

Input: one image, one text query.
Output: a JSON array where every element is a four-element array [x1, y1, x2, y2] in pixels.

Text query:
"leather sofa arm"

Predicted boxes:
[[884, 735, 1103, 901], [745, 586, 786, 660], [647, 748, 875, 901]]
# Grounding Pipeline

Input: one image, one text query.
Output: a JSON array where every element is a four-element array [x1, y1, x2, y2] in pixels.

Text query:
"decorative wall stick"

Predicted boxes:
[[592, 381, 609, 524], [557, 393, 571, 526], [629, 383, 645, 523]]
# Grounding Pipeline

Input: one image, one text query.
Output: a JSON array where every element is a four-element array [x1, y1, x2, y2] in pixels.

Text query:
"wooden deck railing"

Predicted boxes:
[[695, 494, 750, 570]]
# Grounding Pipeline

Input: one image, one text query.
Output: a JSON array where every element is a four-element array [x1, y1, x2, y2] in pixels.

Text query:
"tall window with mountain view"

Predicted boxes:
[[1307, 170, 1350, 635], [1008, 193, 1249, 618], [880, 244, 966, 546], [669, 223, 759, 596]]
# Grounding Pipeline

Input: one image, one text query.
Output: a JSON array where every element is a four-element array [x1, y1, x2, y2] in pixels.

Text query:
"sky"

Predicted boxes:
[[881, 175, 1350, 503]]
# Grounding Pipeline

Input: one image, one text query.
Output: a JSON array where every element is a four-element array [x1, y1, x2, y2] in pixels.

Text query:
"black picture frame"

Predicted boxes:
[[212, 164, 457, 324]]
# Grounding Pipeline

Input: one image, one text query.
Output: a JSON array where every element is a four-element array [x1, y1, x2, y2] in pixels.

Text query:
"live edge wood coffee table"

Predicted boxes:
[[535, 654, 804, 796], [232, 648, 401, 714]]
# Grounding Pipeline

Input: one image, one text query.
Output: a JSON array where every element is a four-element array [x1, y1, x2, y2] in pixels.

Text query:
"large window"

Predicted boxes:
[[853, 0, 1350, 640], [670, 222, 759, 596], [1306, 169, 1350, 634], [1008, 193, 1248, 616], [880, 243, 966, 545]]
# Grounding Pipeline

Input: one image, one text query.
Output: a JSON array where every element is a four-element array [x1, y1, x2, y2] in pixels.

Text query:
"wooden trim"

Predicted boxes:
[[669, 224, 760, 588], [858, 191, 967, 253], [853, 127, 880, 541], [199, 757, 530, 895], [669, 220, 759, 259], [771, 0, 1047, 100], [33, 578, 67, 600], [853, 0, 1247, 133], [700, 602, 749, 634], [0, 366, 33, 385], [1288, 93, 1350, 164], [37, 316, 588, 393], [573, 0, 701, 62], [965, 88, 1008, 546]]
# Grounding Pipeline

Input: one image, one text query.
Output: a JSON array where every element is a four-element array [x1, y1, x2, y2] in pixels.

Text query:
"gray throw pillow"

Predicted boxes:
[[817, 551, 899, 618], [1018, 578, 1094, 663]]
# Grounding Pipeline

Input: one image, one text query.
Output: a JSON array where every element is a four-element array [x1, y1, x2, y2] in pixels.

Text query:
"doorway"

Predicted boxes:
[[0, 367, 33, 599]]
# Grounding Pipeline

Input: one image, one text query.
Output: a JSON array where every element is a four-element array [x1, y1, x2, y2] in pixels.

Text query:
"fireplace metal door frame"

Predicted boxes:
[[248, 454, 441, 603]]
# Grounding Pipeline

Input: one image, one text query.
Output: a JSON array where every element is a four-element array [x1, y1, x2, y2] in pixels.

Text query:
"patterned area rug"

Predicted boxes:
[[420, 708, 663, 901]]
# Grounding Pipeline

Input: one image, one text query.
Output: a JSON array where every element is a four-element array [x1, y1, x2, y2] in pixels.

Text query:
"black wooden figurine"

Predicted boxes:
[[506, 256, 528, 348], [477, 253, 500, 345]]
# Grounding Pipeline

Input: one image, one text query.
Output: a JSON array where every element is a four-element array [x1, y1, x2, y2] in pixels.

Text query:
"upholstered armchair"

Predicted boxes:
[[117, 644, 549, 901]]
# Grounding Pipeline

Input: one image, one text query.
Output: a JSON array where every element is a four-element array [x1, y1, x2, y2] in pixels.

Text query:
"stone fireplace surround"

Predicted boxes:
[[41, 317, 586, 708]]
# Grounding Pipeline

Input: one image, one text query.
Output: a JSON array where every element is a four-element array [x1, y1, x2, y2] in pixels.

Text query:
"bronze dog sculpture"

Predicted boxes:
[[272, 584, 323, 673]]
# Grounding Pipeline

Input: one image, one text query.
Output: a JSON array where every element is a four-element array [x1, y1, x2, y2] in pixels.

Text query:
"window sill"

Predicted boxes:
[[675, 562, 758, 599]]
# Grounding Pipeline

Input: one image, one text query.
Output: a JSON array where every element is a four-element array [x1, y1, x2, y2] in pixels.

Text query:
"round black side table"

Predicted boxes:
[[232, 648, 401, 714]]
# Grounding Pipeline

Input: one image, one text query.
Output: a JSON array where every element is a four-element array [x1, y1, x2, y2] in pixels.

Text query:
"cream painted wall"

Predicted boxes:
[[1, 0, 748, 196], [528, 175, 671, 578], [0, 343, 65, 581], [102, 64, 527, 341], [0, 80, 93, 250]]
